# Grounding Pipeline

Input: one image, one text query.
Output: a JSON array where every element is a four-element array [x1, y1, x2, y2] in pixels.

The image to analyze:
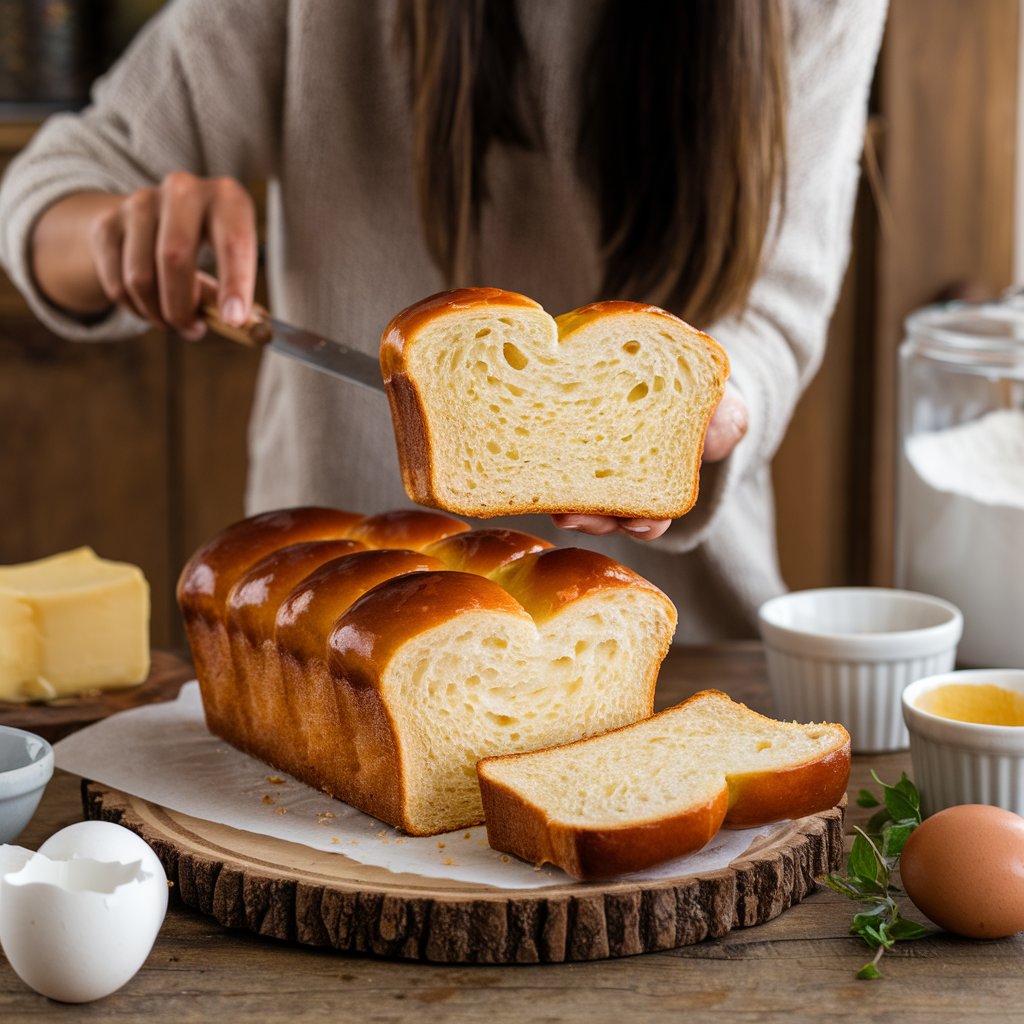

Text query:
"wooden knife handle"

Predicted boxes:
[[202, 302, 273, 348]]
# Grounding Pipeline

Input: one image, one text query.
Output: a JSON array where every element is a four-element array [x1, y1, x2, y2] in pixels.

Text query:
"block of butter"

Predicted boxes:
[[0, 547, 150, 702]]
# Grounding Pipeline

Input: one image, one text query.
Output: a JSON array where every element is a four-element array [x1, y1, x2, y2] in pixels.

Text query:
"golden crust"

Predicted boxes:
[[177, 508, 365, 737], [494, 547, 674, 625], [345, 508, 469, 549], [476, 690, 851, 880], [423, 528, 552, 576], [553, 300, 719, 344], [384, 371, 435, 505], [227, 540, 365, 643], [479, 774, 731, 881], [275, 549, 447, 662], [379, 288, 730, 519], [177, 507, 364, 619], [724, 744, 852, 829]]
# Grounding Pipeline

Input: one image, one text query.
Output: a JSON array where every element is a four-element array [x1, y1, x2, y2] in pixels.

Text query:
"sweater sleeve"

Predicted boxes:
[[0, 0, 287, 342], [649, 0, 888, 553]]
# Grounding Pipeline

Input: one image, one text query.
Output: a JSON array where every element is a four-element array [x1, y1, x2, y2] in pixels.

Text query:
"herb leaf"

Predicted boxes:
[[848, 832, 883, 886], [887, 918, 931, 941], [871, 770, 921, 822], [882, 787, 919, 824], [892, 773, 921, 807], [822, 773, 932, 979], [822, 874, 880, 900], [866, 806, 894, 836], [880, 821, 916, 860]]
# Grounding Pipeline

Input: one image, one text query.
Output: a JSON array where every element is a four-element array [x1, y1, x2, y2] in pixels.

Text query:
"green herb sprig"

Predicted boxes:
[[822, 771, 932, 979]]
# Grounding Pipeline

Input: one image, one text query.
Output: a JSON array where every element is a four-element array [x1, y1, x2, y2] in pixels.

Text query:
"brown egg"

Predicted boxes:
[[900, 804, 1024, 939]]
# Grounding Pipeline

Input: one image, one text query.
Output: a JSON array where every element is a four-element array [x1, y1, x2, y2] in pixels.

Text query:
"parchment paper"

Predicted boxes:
[[54, 682, 780, 890]]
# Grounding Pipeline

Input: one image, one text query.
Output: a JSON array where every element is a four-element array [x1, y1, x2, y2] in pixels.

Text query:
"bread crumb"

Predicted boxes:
[[437, 841, 446, 850], [395, 838, 405, 845], [274, 807, 287, 815], [442, 856, 457, 866], [376, 830, 388, 839], [501, 855, 510, 863], [463, 832, 472, 839], [316, 811, 336, 825], [261, 794, 275, 805], [266, 775, 286, 785], [331, 837, 340, 845]]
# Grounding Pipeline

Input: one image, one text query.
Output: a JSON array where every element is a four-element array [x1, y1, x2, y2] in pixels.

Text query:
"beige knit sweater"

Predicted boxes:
[[0, 0, 887, 641]]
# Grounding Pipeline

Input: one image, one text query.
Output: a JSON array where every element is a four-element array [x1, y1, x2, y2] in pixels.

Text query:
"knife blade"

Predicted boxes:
[[203, 303, 385, 394]]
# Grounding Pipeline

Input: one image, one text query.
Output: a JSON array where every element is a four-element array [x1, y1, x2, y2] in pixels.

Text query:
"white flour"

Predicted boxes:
[[902, 408, 1024, 667]]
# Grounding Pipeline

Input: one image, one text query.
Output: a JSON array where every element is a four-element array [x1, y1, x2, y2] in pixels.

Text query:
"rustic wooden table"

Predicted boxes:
[[3, 643, 1022, 1022]]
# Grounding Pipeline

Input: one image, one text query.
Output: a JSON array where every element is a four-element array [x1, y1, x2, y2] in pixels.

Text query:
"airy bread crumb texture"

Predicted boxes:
[[384, 293, 728, 518]]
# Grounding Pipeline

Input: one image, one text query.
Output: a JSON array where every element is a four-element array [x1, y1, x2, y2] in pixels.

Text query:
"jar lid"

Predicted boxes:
[[905, 301, 1024, 369]]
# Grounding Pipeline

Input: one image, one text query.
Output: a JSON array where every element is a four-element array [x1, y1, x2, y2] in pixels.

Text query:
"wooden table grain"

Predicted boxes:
[[3, 643, 1022, 1023]]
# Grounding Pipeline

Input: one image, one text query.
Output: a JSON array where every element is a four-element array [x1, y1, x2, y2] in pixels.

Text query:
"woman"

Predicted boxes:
[[0, 0, 887, 640]]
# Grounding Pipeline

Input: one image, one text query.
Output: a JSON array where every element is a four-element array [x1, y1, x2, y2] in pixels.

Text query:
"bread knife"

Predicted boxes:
[[202, 303, 385, 393]]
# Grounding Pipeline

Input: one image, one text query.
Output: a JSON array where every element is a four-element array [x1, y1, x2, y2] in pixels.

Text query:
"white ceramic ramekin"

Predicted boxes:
[[758, 588, 963, 753], [0, 726, 54, 844], [902, 669, 1024, 816]]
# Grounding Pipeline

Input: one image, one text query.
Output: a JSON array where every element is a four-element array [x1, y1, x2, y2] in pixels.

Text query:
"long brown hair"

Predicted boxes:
[[397, 0, 787, 326]]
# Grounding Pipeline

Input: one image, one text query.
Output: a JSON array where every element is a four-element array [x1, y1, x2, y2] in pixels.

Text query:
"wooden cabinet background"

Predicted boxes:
[[1, 0, 1018, 647]]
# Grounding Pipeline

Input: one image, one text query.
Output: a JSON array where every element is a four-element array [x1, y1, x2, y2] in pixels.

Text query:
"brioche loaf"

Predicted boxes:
[[477, 690, 851, 879], [177, 507, 677, 836], [381, 287, 729, 519]]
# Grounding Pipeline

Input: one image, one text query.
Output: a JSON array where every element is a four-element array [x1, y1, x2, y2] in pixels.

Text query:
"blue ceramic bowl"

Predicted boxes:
[[0, 726, 54, 844]]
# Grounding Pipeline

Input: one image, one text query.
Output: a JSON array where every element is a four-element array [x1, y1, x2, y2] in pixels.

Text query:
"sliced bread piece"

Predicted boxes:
[[477, 690, 850, 879], [381, 287, 729, 518]]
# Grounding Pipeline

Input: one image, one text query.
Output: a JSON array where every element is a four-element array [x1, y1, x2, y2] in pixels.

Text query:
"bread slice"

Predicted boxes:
[[477, 690, 850, 879], [381, 288, 729, 519], [178, 507, 678, 836]]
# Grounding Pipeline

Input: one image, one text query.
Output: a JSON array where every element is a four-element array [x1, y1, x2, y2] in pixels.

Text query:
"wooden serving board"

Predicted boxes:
[[84, 781, 845, 963], [0, 651, 192, 742]]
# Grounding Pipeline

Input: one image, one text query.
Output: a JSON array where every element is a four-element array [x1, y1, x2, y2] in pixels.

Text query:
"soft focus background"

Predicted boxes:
[[0, 0, 1017, 647]]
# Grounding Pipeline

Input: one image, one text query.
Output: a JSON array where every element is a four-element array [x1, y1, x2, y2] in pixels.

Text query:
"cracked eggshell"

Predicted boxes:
[[0, 843, 33, 888], [38, 820, 168, 926], [0, 821, 168, 1003]]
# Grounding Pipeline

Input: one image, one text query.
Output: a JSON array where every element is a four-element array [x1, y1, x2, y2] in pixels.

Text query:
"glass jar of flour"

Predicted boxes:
[[896, 301, 1024, 667]]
